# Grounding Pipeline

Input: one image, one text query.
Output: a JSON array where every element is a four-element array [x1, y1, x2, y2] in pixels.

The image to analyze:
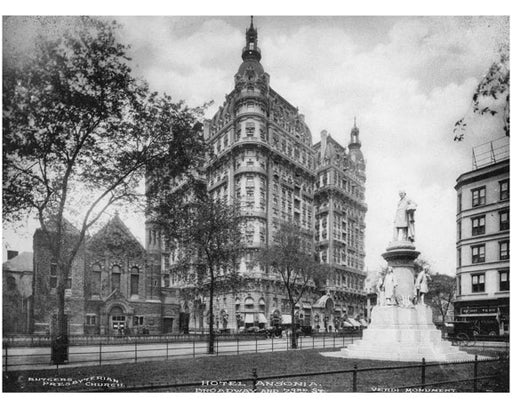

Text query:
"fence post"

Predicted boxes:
[[216, 336, 219, 356], [252, 368, 258, 392], [99, 342, 102, 366], [193, 337, 195, 358], [473, 355, 478, 392], [312, 335, 314, 349], [237, 337, 239, 355], [323, 333, 325, 349], [4, 343, 7, 372], [134, 340, 137, 363], [272, 335, 274, 352], [166, 338, 169, 360], [421, 358, 426, 390], [255, 335, 258, 353], [352, 364, 358, 392]]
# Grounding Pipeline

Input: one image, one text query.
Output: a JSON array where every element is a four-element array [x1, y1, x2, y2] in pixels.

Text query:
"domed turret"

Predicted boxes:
[[237, 16, 265, 77]]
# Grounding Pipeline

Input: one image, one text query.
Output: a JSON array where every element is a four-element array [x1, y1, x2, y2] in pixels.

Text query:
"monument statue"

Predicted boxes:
[[377, 272, 386, 306], [394, 191, 417, 242], [383, 267, 397, 306], [415, 267, 431, 305]]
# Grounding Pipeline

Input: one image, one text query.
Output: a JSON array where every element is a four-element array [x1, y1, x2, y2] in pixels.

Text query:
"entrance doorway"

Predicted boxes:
[[163, 318, 174, 334], [110, 306, 126, 335]]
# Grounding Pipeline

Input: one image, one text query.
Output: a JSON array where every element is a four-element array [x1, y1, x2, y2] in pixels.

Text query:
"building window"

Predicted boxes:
[[471, 273, 485, 293], [499, 270, 509, 291], [131, 267, 139, 296], [50, 262, 57, 289], [457, 275, 461, 296], [471, 244, 485, 264], [85, 315, 97, 326], [134, 316, 144, 326], [471, 215, 485, 236], [112, 265, 121, 292], [91, 263, 101, 297], [457, 221, 461, 241], [499, 240, 509, 260], [499, 210, 509, 231], [471, 186, 486, 207], [500, 179, 509, 201], [457, 193, 462, 213]]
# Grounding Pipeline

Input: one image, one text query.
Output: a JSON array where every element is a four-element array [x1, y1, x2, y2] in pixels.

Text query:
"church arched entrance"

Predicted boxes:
[[109, 305, 126, 335]]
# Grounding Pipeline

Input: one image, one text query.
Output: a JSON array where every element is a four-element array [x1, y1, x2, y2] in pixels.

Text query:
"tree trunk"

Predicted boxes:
[[290, 301, 297, 349], [208, 266, 215, 354]]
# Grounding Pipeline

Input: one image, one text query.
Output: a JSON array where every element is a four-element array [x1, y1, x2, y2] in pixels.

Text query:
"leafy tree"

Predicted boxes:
[[2, 17, 205, 339], [453, 45, 509, 141], [149, 193, 246, 353], [255, 223, 327, 349], [425, 273, 456, 324]]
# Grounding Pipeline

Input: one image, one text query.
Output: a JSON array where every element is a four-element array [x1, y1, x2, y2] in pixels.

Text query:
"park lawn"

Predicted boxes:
[[3, 348, 508, 393]]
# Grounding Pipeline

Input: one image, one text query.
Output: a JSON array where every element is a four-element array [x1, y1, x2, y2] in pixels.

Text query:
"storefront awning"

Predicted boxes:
[[282, 314, 292, 324], [359, 319, 368, 327], [313, 295, 330, 308], [245, 314, 254, 323], [245, 298, 254, 306], [258, 313, 267, 323], [343, 321, 353, 327], [457, 313, 498, 318], [302, 302, 312, 309], [347, 318, 361, 327]]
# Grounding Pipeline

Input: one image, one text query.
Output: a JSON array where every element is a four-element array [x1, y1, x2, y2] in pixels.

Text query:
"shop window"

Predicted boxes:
[[85, 315, 97, 325]]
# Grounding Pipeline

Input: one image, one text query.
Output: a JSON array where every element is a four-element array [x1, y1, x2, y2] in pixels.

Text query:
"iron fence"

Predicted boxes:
[[3, 332, 360, 371], [93, 355, 507, 392]]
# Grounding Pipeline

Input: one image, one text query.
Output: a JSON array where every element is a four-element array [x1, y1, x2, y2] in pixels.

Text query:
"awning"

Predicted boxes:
[[302, 302, 312, 309], [313, 295, 330, 308], [359, 319, 368, 327], [282, 314, 292, 324], [245, 314, 254, 323], [259, 298, 265, 306], [348, 318, 361, 327], [343, 321, 353, 327], [457, 313, 498, 318], [258, 313, 267, 323], [334, 307, 342, 312]]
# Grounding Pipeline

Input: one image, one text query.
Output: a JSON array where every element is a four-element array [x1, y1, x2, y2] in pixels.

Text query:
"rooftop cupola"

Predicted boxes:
[[349, 116, 361, 149], [242, 16, 261, 62]]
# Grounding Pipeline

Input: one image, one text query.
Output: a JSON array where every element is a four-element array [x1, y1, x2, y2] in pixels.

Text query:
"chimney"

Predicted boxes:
[[7, 250, 19, 260]]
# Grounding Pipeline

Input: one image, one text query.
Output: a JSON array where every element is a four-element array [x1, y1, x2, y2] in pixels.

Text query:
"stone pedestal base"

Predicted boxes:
[[324, 305, 472, 362]]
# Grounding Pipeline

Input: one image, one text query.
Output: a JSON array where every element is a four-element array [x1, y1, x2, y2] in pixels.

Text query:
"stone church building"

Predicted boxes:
[[31, 214, 180, 336]]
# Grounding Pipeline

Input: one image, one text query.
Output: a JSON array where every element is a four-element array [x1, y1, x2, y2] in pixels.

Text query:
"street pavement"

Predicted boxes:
[[3, 335, 355, 371]]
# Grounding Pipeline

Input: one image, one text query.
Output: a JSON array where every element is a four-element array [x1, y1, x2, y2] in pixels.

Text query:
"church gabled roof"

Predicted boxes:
[[89, 212, 145, 254], [3, 252, 33, 272]]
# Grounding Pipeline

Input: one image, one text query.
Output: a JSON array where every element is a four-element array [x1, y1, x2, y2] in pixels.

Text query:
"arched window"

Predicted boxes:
[[130, 266, 139, 296], [244, 297, 254, 309], [111, 265, 121, 292], [91, 263, 101, 297]]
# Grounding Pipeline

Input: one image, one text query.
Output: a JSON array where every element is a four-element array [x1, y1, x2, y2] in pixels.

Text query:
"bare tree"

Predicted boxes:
[[256, 223, 327, 349]]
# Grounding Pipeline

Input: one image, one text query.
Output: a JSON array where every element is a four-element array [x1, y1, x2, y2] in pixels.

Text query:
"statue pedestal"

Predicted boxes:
[[325, 305, 472, 361], [321, 240, 472, 362]]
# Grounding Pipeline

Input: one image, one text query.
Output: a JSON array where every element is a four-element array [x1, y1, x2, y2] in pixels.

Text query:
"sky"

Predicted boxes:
[[2, 12, 510, 277]]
